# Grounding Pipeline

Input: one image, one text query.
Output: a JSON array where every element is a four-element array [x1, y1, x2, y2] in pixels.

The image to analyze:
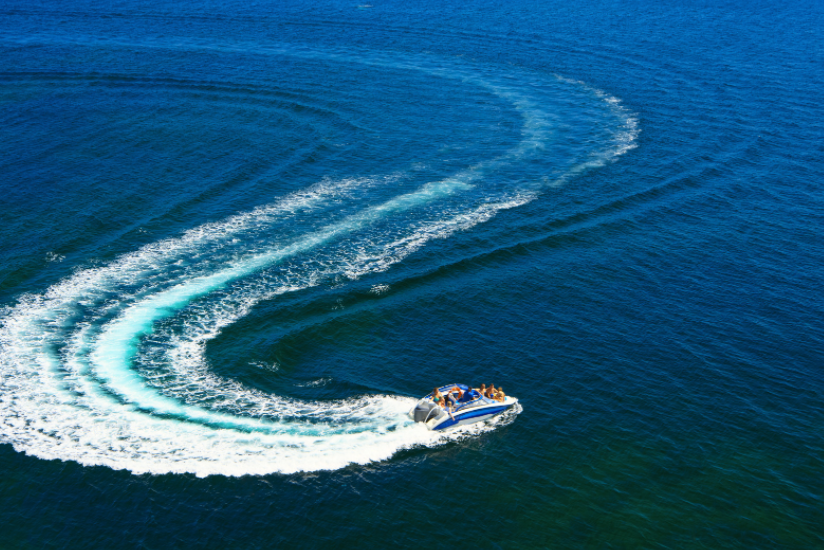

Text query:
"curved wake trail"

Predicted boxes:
[[0, 44, 638, 476]]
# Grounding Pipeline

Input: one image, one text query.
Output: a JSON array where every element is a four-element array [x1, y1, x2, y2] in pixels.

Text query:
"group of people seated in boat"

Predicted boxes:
[[431, 383, 506, 413]]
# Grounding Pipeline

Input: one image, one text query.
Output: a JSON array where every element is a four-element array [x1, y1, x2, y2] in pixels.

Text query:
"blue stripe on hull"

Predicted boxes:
[[432, 405, 511, 431]]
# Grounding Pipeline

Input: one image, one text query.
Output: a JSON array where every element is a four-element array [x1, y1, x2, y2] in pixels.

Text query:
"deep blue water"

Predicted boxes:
[[1, 0, 823, 547]]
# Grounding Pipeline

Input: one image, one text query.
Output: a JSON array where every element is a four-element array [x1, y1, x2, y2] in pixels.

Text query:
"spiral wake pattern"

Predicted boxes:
[[0, 41, 637, 476]]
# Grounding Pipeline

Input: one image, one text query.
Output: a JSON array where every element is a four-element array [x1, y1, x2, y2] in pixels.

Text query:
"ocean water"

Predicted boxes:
[[0, 0, 822, 547]]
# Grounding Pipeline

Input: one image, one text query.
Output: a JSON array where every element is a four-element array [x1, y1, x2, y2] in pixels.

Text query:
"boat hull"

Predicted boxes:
[[428, 399, 517, 430]]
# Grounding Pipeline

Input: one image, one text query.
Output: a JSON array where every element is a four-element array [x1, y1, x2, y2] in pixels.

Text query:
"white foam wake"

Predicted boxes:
[[0, 45, 638, 476]]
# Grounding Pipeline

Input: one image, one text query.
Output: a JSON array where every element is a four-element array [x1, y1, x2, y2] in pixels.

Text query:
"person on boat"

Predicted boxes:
[[445, 390, 459, 409], [494, 387, 506, 402], [478, 383, 487, 397], [440, 389, 458, 420], [486, 384, 496, 399], [445, 398, 456, 420], [462, 387, 480, 402], [432, 388, 455, 420]]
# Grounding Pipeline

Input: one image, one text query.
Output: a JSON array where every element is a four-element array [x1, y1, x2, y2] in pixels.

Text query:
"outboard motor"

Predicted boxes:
[[413, 401, 438, 422]]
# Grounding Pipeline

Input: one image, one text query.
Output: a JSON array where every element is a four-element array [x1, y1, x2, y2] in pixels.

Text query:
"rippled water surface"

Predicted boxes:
[[1, 0, 823, 547]]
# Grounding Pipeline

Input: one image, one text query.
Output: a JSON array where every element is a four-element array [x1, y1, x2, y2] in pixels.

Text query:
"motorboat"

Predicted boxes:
[[407, 383, 518, 431]]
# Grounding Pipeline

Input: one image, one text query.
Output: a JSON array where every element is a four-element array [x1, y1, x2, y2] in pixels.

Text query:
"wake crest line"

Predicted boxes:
[[0, 44, 638, 476]]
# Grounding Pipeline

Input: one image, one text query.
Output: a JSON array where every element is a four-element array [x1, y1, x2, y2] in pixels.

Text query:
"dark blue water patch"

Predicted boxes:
[[0, 42, 526, 301]]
